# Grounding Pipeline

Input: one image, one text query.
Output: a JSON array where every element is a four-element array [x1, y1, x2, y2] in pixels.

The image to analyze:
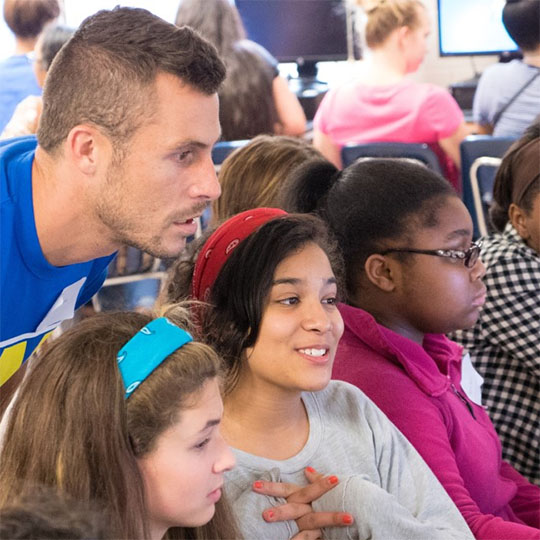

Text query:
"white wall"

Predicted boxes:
[[0, 0, 15, 58], [282, 0, 502, 91], [0, 0, 501, 90], [412, 0, 499, 88], [0, 0, 179, 61]]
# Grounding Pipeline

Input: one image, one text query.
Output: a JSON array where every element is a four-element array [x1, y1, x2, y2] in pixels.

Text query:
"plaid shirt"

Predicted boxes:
[[451, 223, 540, 485]]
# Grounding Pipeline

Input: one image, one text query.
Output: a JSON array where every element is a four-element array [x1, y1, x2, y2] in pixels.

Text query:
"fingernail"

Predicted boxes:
[[306, 466, 315, 473], [253, 481, 263, 489], [342, 514, 353, 525], [328, 475, 338, 485], [264, 510, 274, 521]]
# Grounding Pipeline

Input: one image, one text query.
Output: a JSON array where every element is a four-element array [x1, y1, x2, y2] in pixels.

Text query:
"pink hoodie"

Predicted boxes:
[[334, 303, 540, 540]]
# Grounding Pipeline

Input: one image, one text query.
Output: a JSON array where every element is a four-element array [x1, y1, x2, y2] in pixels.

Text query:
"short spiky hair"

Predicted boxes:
[[38, 7, 226, 153]]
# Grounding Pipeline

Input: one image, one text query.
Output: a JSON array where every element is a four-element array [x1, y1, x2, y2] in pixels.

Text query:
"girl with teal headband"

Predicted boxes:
[[0, 307, 239, 540]]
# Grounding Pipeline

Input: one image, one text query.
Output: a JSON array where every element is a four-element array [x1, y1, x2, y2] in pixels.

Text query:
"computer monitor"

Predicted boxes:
[[438, 0, 519, 56], [235, 0, 352, 78]]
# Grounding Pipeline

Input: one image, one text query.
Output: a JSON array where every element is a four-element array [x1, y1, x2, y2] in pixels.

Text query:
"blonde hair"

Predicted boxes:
[[356, 0, 425, 48], [212, 135, 323, 225]]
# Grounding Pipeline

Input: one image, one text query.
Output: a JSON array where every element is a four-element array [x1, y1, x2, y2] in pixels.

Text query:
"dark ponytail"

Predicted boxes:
[[282, 158, 455, 297], [280, 159, 339, 214]]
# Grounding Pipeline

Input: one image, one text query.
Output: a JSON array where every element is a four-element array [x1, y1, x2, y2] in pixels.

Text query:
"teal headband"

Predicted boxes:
[[117, 317, 193, 399]]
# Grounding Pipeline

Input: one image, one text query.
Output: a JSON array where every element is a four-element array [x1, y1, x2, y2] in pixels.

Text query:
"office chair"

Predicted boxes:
[[92, 248, 165, 312], [341, 142, 443, 174], [212, 139, 250, 169], [460, 135, 515, 238], [470, 157, 502, 237]]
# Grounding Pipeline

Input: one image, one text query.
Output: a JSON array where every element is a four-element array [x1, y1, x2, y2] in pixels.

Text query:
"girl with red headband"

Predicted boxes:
[[162, 208, 474, 540]]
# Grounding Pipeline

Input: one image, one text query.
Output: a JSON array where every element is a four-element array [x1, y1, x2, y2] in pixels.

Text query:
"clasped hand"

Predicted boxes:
[[252, 466, 354, 540]]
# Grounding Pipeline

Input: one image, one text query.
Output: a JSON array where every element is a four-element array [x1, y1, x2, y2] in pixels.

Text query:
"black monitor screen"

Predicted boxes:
[[235, 0, 349, 63], [438, 0, 518, 56]]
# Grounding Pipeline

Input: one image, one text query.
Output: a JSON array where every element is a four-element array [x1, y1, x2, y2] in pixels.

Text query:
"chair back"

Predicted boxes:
[[460, 135, 515, 238], [212, 140, 250, 170], [341, 142, 442, 174], [470, 157, 502, 237], [92, 247, 165, 312]]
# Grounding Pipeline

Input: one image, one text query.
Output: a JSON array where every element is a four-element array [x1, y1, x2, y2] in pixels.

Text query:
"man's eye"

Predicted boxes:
[[177, 150, 192, 162]]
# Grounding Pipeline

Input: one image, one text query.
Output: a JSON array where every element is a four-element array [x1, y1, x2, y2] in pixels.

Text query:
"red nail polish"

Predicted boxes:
[[328, 475, 338, 485], [265, 510, 274, 520], [306, 466, 315, 473], [253, 481, 263, 489], [342, 514, 353, 524]]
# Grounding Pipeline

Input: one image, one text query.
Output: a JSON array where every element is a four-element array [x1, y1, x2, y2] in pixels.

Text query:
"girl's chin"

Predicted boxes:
[[301, 377, 332, 393]]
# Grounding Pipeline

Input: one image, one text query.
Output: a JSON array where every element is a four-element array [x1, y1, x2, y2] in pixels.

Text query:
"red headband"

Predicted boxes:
[[191, 208, 287, 302]]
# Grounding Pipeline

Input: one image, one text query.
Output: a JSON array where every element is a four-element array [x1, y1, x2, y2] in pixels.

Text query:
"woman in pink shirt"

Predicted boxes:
[[283, 157, 540, 539], [314, 0, 469, 187]]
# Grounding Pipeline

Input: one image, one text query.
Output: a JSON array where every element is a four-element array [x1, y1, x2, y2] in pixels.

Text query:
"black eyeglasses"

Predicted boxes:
[[380, 240, 483, 269]]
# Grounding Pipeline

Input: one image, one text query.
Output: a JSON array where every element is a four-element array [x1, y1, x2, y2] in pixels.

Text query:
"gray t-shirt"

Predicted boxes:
[[225, 381, 473, 540], [473, 60, 540, 138]]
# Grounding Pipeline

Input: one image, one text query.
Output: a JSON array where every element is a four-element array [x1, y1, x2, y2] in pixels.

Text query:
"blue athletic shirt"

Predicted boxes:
[[0, 54, 42, 133], [0, 136, 114, 385]]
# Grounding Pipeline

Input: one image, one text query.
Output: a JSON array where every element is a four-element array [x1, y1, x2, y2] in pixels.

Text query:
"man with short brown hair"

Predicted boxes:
[[0, 7, 226, 414]]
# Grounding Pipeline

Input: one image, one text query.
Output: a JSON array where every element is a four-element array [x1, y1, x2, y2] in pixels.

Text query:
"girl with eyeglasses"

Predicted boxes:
[[283, 158, 540, 539], [0, 308, 239, 540]]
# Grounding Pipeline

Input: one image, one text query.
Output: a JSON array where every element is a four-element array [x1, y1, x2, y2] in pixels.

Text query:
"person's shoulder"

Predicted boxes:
[[505, 59, 539, 74], [483, 227, 538, 263], [477, 60, 527, 87], [482, 230, 540, 288], [0, 56, 12, 71], [317, 379, 365, 398], [238, 39, 268, 55], [417, 82, 455, 103], [1, 136, 37, 200], [317, 78, 363, 109], [394, 81, 458, 115], [482, 61, 509, 75], [0, 135, 38, 175], [312, 380, 381, 417], [0, 54, 36, 84], [0, 54, 27, 69], [238, 39, 278, 68], [0, 135, 38, 156], [414, 83, 462, 123]]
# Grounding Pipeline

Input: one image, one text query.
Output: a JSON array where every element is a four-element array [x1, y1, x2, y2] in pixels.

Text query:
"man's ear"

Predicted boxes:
[[508, 203, 530, 241], [364, 254, 397, 292], [65, 124, 108, 175]]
